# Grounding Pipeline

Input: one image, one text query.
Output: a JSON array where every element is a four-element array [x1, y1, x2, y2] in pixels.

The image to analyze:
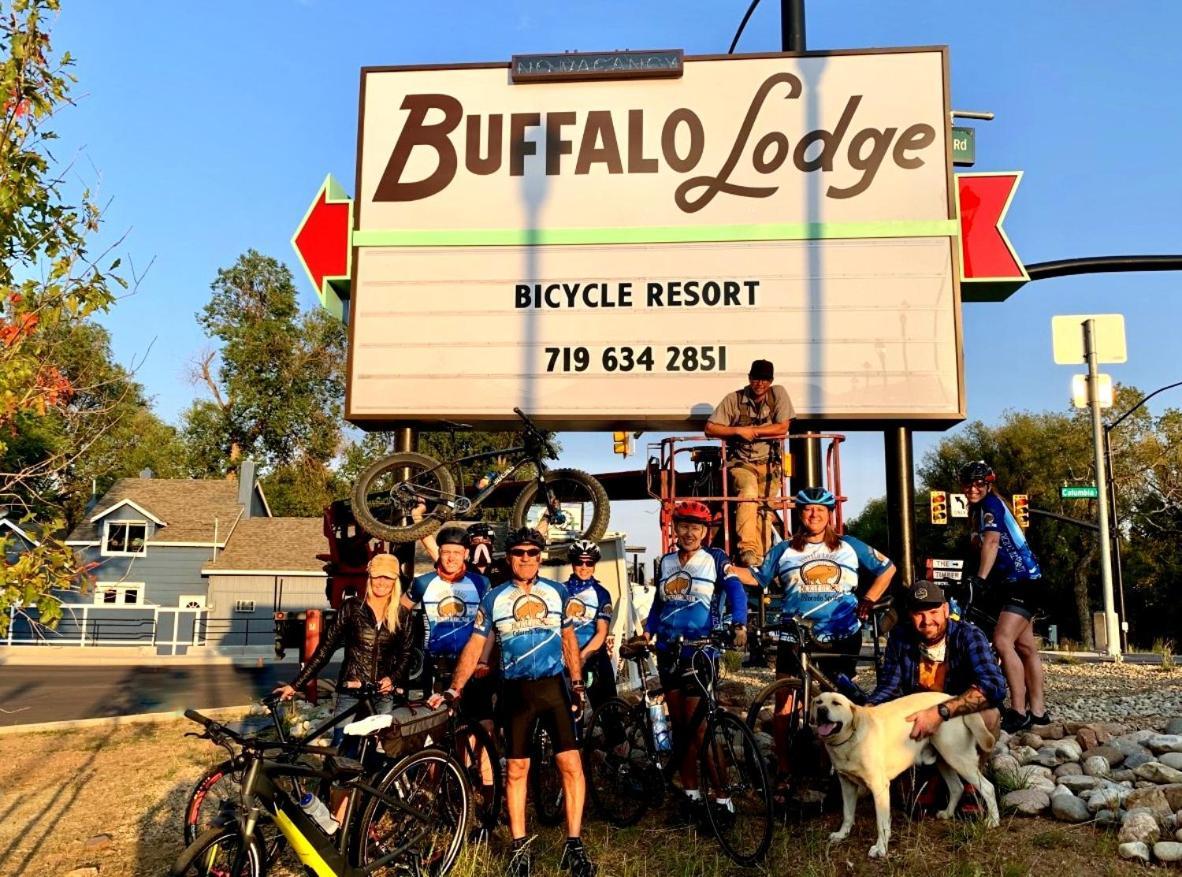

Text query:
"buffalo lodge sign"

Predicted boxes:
[[343, 49, 964, 430]]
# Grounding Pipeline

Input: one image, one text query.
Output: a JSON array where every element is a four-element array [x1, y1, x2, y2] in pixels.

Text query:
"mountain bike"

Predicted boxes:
[[527, 664, 604, 826], [350, 407, 609, 545], [173, 706, 470, 877], [582, 633, 773, 866]]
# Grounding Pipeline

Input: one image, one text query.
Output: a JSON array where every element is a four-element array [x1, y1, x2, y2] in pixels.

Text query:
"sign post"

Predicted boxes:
[[1084, 318, 1121, 659]]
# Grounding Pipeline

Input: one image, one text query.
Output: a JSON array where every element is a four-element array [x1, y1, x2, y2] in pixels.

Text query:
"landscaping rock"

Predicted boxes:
[[1015, 731, 1045, 749], [1125, 786, 1173, 819], [1154, 841, 1182, 864], [1161, 753, 1182, 771], [1058, 774, 1101, 794], [1160, 785, 1182, 810], [991, 754, 1021, 777], [1177, 827, 1182, 842], [1055, 762, 1084, 778], [84, 834, 112, 851], [1036, 740, 1083, 767], [1166, 718, 1182, 736], [1135, 762, 1182, 785], [1083, 744, 1126, 767], [1084, 756, 1112, 778], [1148, 735, 1182, 755], [1051, 793, 1091, 823], [1040, 723, 1067, 741], [1118, 842, 1150, 863], [1003, 787, 1051, 816], [1110, 769, 1137, 783], [63, 869, 99, 877], [1125, 752, 1155, 770], [1113, 736, 1155, 758], [1122, 730, 1160, 745], [1119, 808, 1162, 845], [1089, 786, 1133, 813], [1076, 726, 1100, 751], [1095, 809, 1121, 827], [1011, 745, 1040, 766]]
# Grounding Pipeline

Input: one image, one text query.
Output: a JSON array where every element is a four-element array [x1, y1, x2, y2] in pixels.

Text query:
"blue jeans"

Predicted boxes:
[[331, 691, 395, 751]]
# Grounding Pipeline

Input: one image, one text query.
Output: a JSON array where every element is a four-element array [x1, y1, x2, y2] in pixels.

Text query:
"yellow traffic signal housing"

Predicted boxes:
[[930, 490, 948, 525], [612, 431, 632, 457], [1012, 494, 1030, 528]]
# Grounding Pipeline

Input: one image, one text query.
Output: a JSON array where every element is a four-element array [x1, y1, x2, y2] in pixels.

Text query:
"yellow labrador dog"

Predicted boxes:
[[811, 691, 999, 859]]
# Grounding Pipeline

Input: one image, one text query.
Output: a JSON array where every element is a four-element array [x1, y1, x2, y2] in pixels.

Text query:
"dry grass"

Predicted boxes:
[[0, 716, 1158, 877]]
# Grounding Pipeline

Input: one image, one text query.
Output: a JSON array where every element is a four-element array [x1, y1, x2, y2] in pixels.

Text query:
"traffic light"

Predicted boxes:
[[1012, 494, 1029, 528], [612, 431, 633, 457], [930, 490, 948, 525]]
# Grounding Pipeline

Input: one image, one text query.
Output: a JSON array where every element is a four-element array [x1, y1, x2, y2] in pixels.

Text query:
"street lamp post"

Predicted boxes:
[[1102, 379, 1182, 654]]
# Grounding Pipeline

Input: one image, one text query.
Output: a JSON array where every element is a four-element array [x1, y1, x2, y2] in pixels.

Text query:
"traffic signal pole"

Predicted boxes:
[[1084, 319, 1121, 659], [884, 427, 916, 586]]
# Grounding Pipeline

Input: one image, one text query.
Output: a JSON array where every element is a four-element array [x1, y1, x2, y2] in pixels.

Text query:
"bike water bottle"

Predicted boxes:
[[834, 673, 867, 706], [647, 691, 672, 752], [299, 792, 339, 835]]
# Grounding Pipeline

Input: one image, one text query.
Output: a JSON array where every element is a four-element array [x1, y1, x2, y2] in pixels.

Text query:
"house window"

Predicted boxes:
[[94, 583, 144, 606], [103, 520, 148, 556], [179, 595, 207, 610], [234, 600, 256, 613]]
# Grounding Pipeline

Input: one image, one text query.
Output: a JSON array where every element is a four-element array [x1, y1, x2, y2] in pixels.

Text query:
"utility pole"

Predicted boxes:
[[1084, 319, 1121, 659], [781, 0, 806, 51], [393, 426, 419, 582]]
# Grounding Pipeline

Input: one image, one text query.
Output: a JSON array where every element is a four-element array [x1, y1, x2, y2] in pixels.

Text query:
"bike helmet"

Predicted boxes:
[[568, 539, 601, 565], [436, 526, 468, 548], [794, 486, 836, 508], [504, 526, 547, 551], [465, 522, 495, 543], [672, 500, 713, 524], [959, 460, 996, 485]]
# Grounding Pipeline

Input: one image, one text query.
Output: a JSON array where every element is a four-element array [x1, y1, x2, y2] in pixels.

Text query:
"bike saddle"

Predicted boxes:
[[343, 714, 395, 736]]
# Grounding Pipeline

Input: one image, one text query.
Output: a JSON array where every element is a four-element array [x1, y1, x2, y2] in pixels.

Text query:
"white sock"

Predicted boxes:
[[715, 797, 734, 811], [685, 788, 702, 801]]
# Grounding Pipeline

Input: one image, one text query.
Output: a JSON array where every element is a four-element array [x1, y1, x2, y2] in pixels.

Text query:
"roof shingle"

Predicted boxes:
[[67, 478, 250, 544], [204, 517, 327, 574]]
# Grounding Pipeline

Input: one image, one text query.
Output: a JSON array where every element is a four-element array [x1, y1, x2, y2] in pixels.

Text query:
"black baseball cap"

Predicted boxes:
[[908, 580, 948, 609], [748, 359, 775, 381]]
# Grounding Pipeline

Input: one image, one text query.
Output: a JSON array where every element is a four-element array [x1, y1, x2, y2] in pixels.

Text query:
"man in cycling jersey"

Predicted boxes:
[[732, 487, 894, 798], [429, 527, 595, 877], [563, 539, 616, 710], [704, 358, 794, 566], [960, 461, 1048, 734], [643, 500, 748, 821]]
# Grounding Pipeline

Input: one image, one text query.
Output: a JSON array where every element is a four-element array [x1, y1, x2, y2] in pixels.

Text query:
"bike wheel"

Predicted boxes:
[[357, 748, 470, 876], [700, 711, 774, 866], [529, 724, 565, 826], [453, 720, 503, 830], [582, 698, 655, 827], [351, 452, 456, 544], [510, 468, 609, 544], [171, 826, 263, 877]]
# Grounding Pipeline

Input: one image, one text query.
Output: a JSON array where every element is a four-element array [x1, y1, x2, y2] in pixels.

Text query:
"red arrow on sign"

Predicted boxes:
[[957, 172, 1029, 302], [292, 175, 352, 319]]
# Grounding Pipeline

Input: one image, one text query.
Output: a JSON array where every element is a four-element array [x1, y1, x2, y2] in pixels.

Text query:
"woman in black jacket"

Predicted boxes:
[[275, 553, 413, 715]]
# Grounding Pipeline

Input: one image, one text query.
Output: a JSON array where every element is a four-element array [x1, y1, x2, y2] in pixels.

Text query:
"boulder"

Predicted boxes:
[[1083, 756, 1111, 778], [1166, 718, 1182, 736], [1036, 740, 1083, 767], [1119, 808, 1162, 845], [1125, 786, 1173, 820], [1055, 762, 1084, 778], [1089, 786, 1133, 813], [1121, 730, 1160, 746], [1161, 753, 1182, 771], [1039, 723, 1067, 741], [1076, 727, 1100, 751], [1051, 793, 1091, 823], [1112, 737, 1155, 763], [1110, 769, 1137, 783], [1083, 744, 1126, 767], [1117, 842, 1151, 863], [1177, 827, 1182, 842], [1148, 735, 1182, 755], [991, 754, 1021, 778], [1011, 745, 1040, 766], [1135, 762, 1182, 785], [1095, 809, 1121, 827], [1015, 731, 1045, 750], [1159, 785, 1182, 811], [1003, 788, 1051, 816], [1154, 841, 1182, 864], [1058, 775, 1100, 794], [1125, 752, 1155, 770]]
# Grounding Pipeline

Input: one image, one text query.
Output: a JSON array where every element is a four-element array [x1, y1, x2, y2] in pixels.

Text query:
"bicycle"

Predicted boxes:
[[527, 664, 604, 826], [582, 633, 774, 866], [350, 407, 609, 545], [173, 705, 470, 877]]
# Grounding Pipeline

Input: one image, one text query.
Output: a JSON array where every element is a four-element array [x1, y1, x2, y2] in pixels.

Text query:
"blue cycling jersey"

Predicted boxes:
[[645, 546, 747, 656], [974, 492, 1041, 582], [473, 577, 572, 681], [754, 536, 893, 642], [407, 568, 488, 658], [564, 575, 613, 651]]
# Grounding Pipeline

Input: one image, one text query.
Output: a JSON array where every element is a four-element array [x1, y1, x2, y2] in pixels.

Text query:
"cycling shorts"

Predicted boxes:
[[656, 647, 718, 700], [995, 577, 1039, 621], [429, 655, 497, 722], [585, 650, 616, 710], [500, 675, 579, 760], [775, 630, 862, 682]]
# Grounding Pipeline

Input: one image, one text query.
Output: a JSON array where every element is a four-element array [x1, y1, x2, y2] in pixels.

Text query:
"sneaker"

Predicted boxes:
[[559, 841, 598, 877], [668, 793, 705, 827], [1001, 709, 1032, 734], [1028, 710, 1052, 726], [505, 839, 534, 877]]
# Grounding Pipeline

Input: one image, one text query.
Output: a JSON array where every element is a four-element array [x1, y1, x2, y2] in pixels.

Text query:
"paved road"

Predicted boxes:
[[0, 663, 340, 727]]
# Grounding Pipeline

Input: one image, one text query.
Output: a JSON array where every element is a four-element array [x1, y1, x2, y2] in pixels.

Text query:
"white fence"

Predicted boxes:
[[5, 604, 208, 654]]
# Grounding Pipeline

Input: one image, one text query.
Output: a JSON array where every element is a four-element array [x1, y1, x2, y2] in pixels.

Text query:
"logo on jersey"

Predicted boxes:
[[474, 608, 486, 628], [983, 512, 996, 526], [437, 596, 466, 619], [799, 559, 841, 590], [512, 594, 549, 622], [566, 598, 588, 619], [664, 573, 693, 598], [872, 548, 888, 564]]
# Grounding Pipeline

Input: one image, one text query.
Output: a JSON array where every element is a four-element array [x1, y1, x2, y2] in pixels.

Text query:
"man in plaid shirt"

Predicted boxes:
[[867, 580, 1006, 740]]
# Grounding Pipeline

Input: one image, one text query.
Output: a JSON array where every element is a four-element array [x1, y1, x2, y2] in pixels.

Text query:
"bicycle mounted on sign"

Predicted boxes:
[[351, 408, 610, 546]]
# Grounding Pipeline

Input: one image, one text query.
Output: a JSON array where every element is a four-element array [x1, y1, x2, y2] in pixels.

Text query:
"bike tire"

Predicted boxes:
[[452, 719, 503, 830], [171, 825, 264, 877], [700, 711, 774, 866], [582, 697, 653, 827], [509, 468, 610, 543], [357, 748, 470, 876], [743, 676, 799, 737], [350, 452, 456, 544], [529, 724, 565, 826]]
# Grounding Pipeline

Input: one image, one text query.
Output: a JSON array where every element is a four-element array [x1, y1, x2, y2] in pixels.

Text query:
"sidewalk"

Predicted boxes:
[[0, 644, 300, 667]]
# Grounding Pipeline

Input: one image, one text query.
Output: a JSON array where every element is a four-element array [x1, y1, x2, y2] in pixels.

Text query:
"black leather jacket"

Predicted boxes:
[[291, 598, 413, 691]]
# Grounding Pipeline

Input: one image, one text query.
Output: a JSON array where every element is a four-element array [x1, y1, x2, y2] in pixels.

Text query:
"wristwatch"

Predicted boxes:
[[937, 703, 952, 721]]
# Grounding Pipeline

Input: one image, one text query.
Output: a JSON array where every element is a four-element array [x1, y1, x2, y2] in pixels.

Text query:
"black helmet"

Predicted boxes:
[[568, 539, 601, 564], [959, 460, 996, 485], [505, 526, 547, 551], [465, 522, 495, 543], [436, 526, 468, 548]]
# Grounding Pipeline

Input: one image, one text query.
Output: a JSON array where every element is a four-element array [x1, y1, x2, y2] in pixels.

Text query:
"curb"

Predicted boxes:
[[0, 703, 256, 737]]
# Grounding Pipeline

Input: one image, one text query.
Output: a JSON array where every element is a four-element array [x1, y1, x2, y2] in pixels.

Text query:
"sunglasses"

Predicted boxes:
[[963, 480, 990, 489], [508, 548, 542, 558], [572, 561, 595, 568]]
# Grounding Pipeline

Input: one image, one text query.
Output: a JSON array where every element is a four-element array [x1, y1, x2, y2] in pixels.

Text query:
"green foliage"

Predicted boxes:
[[259, 457, 342, 518], [0, 517, 84, 635]]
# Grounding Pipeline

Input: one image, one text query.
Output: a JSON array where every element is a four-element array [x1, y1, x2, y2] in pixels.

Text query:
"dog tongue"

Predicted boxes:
[[817, 722, 837, 737]]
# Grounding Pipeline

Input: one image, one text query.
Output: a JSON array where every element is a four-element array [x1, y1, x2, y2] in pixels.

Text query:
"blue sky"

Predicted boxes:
[[49, 1, 1182, 548]]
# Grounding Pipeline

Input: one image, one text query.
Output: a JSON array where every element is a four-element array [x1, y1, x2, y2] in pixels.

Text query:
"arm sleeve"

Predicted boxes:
[[707, 391, 736, 425], [713, 549, 748, 625], [844, 536, 894, 576], [473, 590, 495, 638], [385, 611, 415, 686], [978, 494, 1005, 533], [770, 384, 796, 421], [866, 631, 905, 705], [595, 585, 614, 624], [472, 573, 489, 600], [291, 604, 348, 689], [964, 623, 1009, 707], [752, 542, 785, 589], [555, 583, 574, 629], [406, 573, 428, 605]]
